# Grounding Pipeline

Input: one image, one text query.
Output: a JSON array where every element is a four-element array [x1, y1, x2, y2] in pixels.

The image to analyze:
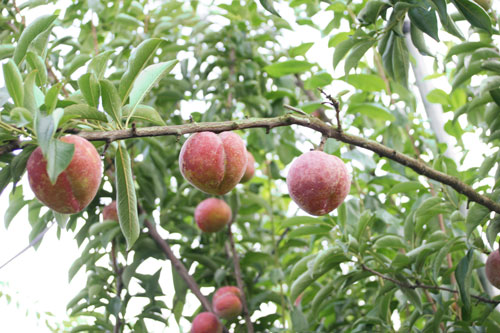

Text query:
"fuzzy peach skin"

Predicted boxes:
[[195, 198, 232, 233], [213, 292, 242, 320], [191, 312, 222, 333], [103, 201, 118, 222], [486, 250, 500, 289], [27, 135, 102, 214], [179, 131, 247, 195], [213, 286, 242, 304], [286, 151, 351, 216], [240, 151, 255, 183]]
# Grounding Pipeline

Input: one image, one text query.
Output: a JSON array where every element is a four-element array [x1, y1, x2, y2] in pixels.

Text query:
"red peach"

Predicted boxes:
[[486, 249, 500, 289], [195, 198, 232, 233], [213, 286, 242, 304], [103, 201, 118, 222], [191, 312, 222, 333], [27, 135, 102, 214], [240, 151, 255, 183], [179, 131, 247, 195], [213, 293, 242, 320], [286, 151, 350, 216]]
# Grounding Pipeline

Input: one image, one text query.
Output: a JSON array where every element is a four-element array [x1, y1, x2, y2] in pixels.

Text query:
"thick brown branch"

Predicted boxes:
[[361, 264, 499, 305], [70, 114, 500, 214], [227, 224, 254, 333]]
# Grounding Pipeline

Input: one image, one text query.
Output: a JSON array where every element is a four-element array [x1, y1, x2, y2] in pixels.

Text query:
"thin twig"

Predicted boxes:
[[227, 224, 254, 333], [111, 240, 123, 333], [361, 264, 500, 305], [318, 88, 341, 131]]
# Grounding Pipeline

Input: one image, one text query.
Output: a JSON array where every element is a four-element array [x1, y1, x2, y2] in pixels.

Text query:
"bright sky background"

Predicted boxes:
[[0, 0, 499, 332]]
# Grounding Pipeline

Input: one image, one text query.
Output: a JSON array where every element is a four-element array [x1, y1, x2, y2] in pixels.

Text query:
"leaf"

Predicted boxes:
[[61, 104, 108, 124], [53, 211, 69, 229], [119, 38, 165, 101], [374, 235, 408, 249], [0, 167, 11, 197], [45, 83, 62, 114], [344, 74, 386, 92], [408, 6, 439, 41], [289, 43, 314, 57], [88, 50, 114, 79], [456, 249, 474, 319], [344, 39, 375, 74], [115, 143, 140, 249], [446, 42, 491, 59], [100, 80, 122, 124], [26, 52, 47, 87], [387, 181, 425, 196], [259, 0, 281, 17], [304, 72, 333, 89], [45, 139, 75, 184], [427, 89, 450, 105], [264, 60, 314, 77], [126, 60, 178, 125], [24, 70, 42, 113], [486, 215, 500, 248], [282, 216, 320, 227], [4, 188, 26, 228], [333, 38, 356, 69], [116, 13, 144, 28], [287, 225, 331, 238], [392, 36, 410, 87], [3, 59, 24, 107], [466, 203, 490, 238], [347, 103, 395, 121], [410, 23, 433, 56], [13, 14, 58, 65], [0, 44, 15, 60], [291, 307, 308, 331], [9, 145, 36, 186], [122, 104, 166, 126], [450, 0, 492, 33], [357, 0, 388, 25], [78, 73, 100, 107]]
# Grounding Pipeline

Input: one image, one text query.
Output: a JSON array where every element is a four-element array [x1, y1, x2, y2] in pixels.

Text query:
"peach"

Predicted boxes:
[[103, 201, 118, 222], [195, 198, 232, 233], [179, 131, 247, 195], [486, 249, 500, 289], [286, 151, 350, 216], [191, 312, 222, 333], [213, 286, 242, 320], [240, 151, 255, 183], [27, 135, 102, 214]]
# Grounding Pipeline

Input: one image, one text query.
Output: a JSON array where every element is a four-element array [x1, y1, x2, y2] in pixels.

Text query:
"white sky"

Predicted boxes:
[[0, 0, 499, 332]]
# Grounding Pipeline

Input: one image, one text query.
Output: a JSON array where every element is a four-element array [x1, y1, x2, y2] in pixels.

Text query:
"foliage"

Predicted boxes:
[[1, 0, 500, 332]]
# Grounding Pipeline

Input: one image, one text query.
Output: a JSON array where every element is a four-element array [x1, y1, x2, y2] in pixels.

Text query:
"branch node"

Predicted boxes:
[[131, 122, 137, 136], [318, 88, 342, 132]]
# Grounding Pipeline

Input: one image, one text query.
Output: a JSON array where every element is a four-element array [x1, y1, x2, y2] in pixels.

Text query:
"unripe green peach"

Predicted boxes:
[[27, 135, 102, 214], [286, 151, 350, 216], [486, 249, 500, 289], [191, 312, 222, 333], [103, 201, 118, 222], [212, 286, 243, 320], [195, 198, 232, 233], [179, 131, 247, 195], [240, 151, 255, 183]]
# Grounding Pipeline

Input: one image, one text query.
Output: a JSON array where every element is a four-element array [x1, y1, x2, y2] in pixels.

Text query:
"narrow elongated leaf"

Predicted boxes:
[[13, 14, 58, 65], [289, 43, 314, 57], [45, 83, 61, 114], [409, 6, 439, 41], [466, 203, 490, 238], [345, 74, 385, 92], [344, 39, 375, 74], [387, 181, 425, 196], [100, 80, 122, 124], [392, 36, 409, 87], [126, 60, 178, 125], [333, 38, 356, 70], [410, 23, 433, 56], [122, 104, 166, 126], [4, 188, 26, 228], [115, 143, 140, 249], [264, 60, 314, 77], [61, 104, 107, 124], [0, 44, 15, 60], [456, 249, 474, 319], [119, 38, 165, 101], [78, 73, 100, 107], [88, 50, 114, 79], [45, 139, 75, 184], [348, 103, 395, 121], [450, 0, 492, 33], [3, 60, 24, 107], [259, 0, 281, 17], [26, 52, 47, 87]]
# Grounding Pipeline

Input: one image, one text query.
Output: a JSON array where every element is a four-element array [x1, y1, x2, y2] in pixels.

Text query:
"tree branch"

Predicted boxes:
[[111, 240, 124, 333], [361, 264, 500, 305], [227, 223, 254, 333]]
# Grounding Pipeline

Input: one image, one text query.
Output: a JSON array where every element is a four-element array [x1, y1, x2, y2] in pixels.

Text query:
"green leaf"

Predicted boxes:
[[466, 203, 490, 238], [24, 70, 42, 113], [452, 61, 483, 88], [78, 73, 100, 108], [450, 0, 492, 33], [53, 211, 69, 229], [374, 235, 408, 249], [427, 89, 450, 105], [291, 307, 308, 331], [289, 43, 314, 57], [0, 44, 15, 60], [282, 216, 320, 227], [61, 104, 108, 124], [328, 32, 350, 48], [357, 0, 388, 25], [122, 104, 166, 126], [0, 167, 11, 197], [119, 38, 165, 101], [259, 0, 281, 17], [486, 216, 500, 248], [344, 74, 386, 92], [88, 50, 114, 80], [410, 23, 433, 56], [264, 60, 314, 77], [344, 39, 375, 74], [446, 42, 491, 59], [4, 188, 26, 229], [10, 145, 36, 186], [347, 103, 395, 121], [3, 59, 24, 107], [392, 36, 409, 87], [13, 14, 58, 65], [115, 143, 140, 249], [304, 71, 333, 89], [333, 37, 356, 69], [456, 249, 474, 319], [116, 13, 143, 28], [26, 52, 47, 87], [387, 181, 426, 196], [45, 83, 62, 114], [45, 139, 75, 185], [100, 80, 122, 124], [126, 60, 178, 126], [408, 6, 439, 41]]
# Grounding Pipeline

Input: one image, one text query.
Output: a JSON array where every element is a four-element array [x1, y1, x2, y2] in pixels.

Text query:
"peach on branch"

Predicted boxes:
[[212, 286, 243, 320], [240, 151, 255, 183], [486, 249, 500, 289], [286, 150, 350, 216], [191, 312, 222, 333], [194, 198, 232, 233], [179, 131, 247, 195], [27, 135, 102, 214], [103, 201, 118, 222]]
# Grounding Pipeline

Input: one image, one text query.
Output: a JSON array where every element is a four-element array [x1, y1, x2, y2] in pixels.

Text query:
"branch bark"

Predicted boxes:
[[111, 240, 123, 333], [361, 264, 499, 305]]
